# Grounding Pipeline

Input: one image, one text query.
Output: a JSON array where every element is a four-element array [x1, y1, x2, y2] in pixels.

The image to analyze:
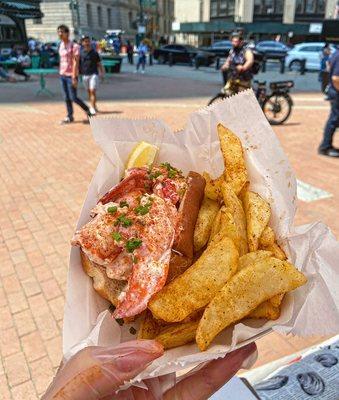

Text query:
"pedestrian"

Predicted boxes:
[[80, 35, 104, 115], [319, 45, 331, 93], [14, 49, 31, 81], [318, 47, 339, 157], [57, 24, 93, 124], [126, 40, 134, 64], [0, 67, 16, 82], [135, 40, 148, 74]]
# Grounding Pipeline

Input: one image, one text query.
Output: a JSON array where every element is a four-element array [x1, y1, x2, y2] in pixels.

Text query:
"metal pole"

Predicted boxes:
[[139, 0, 144, 23]]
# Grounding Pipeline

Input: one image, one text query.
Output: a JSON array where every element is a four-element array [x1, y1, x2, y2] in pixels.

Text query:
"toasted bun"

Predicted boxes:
[[80, 250, 126, 306]]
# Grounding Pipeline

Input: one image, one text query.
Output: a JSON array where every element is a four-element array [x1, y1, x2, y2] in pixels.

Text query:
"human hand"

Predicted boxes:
[[72, 77, 78, 88], [236, 65, 244, 72], [42, 340, 256, 399]]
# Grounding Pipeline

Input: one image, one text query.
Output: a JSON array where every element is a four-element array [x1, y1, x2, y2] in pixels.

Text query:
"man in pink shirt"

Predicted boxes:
[[57, 25, 92, 124]]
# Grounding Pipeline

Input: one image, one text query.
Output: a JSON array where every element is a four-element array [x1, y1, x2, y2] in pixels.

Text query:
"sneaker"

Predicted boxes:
[[318, 147, 339, 157], [134, 70, 138, 73], [89, 107, 96, 115], [141, 70, 145, 74], [60, 117, 74, 124]]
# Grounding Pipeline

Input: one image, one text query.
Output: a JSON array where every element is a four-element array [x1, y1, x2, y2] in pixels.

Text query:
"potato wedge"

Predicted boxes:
[[155, 320, 199, 350], [203, 172, 223, 201], [259, 226, 275, 247], [238, 250, 273, 270], [138, 310, 161, 340], [261, 243, 287, 261], [208, 207, 223, 243], [248, 301, 281, 320], [149, 237, 239, 323], [196, 257, 307, 351], [220, 183, 248, 255], [194, 197, 220, 252], [243, 191, 271, 252], [217, 124, 248, 195]]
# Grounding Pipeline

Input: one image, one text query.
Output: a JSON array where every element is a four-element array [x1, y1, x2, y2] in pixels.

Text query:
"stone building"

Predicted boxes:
[[26, 0, 174, 42], [174, 0, 338, 45]]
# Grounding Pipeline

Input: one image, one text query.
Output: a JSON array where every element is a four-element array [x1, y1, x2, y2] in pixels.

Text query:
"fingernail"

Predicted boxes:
[[238, 342, 257, 358]]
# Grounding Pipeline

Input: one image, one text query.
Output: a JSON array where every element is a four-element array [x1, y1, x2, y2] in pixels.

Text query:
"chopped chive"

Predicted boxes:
[[112, 231, 122, 241], [114, 214, 132, 228], [119, 200, 129, 208], [107, 206, 117, 214], [125, 238, 142, 253]]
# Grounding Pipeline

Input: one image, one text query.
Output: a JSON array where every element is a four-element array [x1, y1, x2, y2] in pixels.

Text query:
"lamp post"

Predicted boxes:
[[69, 0, 81, 37]]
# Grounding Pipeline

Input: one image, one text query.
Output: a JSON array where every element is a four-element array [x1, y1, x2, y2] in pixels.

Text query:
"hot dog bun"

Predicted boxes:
[[80, 250, 126, 307], [173, 171, 206, 259]]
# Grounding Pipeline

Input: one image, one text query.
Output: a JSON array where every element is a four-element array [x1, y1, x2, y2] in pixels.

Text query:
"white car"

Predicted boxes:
[[285, 42, 335, 71]]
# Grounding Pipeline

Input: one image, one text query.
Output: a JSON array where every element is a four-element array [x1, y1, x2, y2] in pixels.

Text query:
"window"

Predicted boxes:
[[296, 0, 303, 13], [87, 4, 92, 27], [128, 11, 133, 28], [210, 0, 218, 17], [107, 8, 111, 27], [97, 6, 102, 26], [275, 0, 283, 13], [305, 0, 316, 13], [317, 0, 325, 12]]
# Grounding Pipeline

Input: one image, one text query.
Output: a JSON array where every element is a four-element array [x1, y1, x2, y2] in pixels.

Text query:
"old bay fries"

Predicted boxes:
[[149, 237, 238, 322], [138, 310, 162, 340], [259, 226, 287, 260], [243, 191, 271, 252], [155, 320, 200, 350], [194, 197, 220, 252], [217, 124, 247, 195], [248, 301, 281, 320], [196, 257, 307, 351], [203, 172, 223, 201]]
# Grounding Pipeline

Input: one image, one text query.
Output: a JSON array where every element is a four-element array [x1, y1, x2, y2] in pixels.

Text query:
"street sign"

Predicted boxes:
[[309, 23, 322, 34], [172, 21, 180, 31], [138, 25, 146, 34]]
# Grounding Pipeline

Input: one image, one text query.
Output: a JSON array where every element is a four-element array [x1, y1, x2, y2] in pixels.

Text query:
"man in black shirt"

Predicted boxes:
[[80, 36, 104, 115]]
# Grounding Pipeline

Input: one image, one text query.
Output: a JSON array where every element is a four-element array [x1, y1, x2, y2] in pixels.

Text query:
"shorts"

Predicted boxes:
[[83, 74, 99, 90]]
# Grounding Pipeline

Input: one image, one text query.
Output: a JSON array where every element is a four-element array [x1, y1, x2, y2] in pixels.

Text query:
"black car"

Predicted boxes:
[[153, 44, 215, 66], [255, 41, 289, 59], [200, 40, 232, 57]]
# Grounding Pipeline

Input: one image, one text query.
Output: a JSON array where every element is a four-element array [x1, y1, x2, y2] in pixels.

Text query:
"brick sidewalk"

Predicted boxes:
[[0, 75, 337, 399]]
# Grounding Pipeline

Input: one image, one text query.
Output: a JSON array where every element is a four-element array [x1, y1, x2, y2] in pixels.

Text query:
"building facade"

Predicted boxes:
[[26, 0, 174, 42], [174, 0, 338, 45]]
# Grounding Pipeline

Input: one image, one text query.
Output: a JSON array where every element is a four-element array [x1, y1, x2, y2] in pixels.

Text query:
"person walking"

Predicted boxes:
[[57, 24, 92, 124], [80, 35, 104, 115], [135, 40, 148, 74], [319, 45, 331, 93], [318, 47, 339, 157], [126, 40, 134, 64]]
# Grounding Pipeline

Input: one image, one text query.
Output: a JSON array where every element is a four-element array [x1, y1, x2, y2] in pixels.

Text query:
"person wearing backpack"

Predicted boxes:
[[221, 32, 254, 96], [57, 25, 93, 124]]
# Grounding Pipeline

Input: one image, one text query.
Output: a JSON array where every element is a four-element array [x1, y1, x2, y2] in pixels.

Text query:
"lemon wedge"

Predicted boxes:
[[125, 141, 159, 170]]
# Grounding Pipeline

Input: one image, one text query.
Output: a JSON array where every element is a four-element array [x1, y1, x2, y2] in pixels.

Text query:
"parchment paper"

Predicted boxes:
[[63, 90, 339, 385]]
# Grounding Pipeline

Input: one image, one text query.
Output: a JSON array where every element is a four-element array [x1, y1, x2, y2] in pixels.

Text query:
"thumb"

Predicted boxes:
[[45, 340, 163, 400]]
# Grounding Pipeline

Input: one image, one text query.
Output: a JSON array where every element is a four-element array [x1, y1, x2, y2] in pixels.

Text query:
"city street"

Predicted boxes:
[[0, 65, 338, 398]]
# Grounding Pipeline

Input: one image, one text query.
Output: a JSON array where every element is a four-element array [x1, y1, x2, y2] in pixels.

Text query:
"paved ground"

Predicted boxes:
[[0, 69, 338, 399]]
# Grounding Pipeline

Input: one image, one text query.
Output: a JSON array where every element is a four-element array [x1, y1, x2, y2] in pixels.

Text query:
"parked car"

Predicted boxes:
[[200, 40, 232, 57], [285, 42, 336, 71], [255, 41, 289, 59], [153, 44, 216, 66]]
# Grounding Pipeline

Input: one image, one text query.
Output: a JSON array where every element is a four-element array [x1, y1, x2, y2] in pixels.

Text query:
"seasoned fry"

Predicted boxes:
[[243, 191, 271, 252], [155, 320, 199, 350], [196, 257, 307, 351], [248, 301, 281, 320], [208, 207, 223, 243], [220, 182, 248, 255], [261, 243, 287, 261], [137, 310, 161, 340], [194, 197, 220, 252], [149, 237, 239, 323], [259, 226, 275, 247], [238, 250, 273, 270], [203, 172, 223, 201], [217, 124, 248, 195]]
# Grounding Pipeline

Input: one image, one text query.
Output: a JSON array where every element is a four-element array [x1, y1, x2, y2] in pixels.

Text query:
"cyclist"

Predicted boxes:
[[221, 32, 254, 96]]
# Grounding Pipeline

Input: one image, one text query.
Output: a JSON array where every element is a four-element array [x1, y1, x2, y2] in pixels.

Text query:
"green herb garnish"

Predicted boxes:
[[112, 231, 122, 241], [114, 214, 132, 227], [119, 200, 129, 208], [149, 170, 162, 180], [125, 238, 142, 253], [161, 162, 181, 179], [135, 204, 151, 215], [107, 206, 117, 214], [132, 255, 138, 264]]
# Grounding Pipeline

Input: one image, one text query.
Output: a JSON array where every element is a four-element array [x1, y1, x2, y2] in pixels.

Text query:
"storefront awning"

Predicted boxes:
[[0, 0, 43, 19], [178, 21, 317, 36]]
